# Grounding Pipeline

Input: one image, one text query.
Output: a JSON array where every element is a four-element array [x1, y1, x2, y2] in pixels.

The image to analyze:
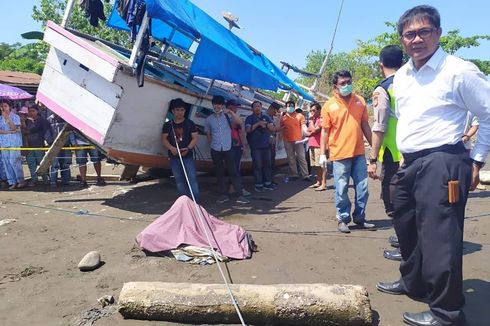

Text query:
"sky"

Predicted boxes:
[[1, 0, 489, 74]]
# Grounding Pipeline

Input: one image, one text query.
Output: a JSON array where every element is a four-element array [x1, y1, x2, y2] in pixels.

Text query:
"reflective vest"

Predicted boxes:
[[377, 76, 401, 163]]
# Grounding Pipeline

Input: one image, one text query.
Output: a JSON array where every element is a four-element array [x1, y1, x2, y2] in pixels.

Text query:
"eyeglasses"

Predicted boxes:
[[401, 28, 436, 41]]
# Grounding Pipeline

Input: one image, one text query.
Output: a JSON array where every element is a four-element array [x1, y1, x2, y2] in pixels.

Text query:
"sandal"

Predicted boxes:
[[315, 186, 327, 191], [308, 182, 320, 189], [16, 182, 27, 189]]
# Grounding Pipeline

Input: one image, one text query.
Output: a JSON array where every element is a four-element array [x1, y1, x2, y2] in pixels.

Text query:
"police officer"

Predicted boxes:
[[367, 45, 404, 261]]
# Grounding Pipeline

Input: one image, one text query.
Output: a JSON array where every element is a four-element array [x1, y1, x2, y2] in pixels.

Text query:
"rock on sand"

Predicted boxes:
[[78, 251, 101, 271]]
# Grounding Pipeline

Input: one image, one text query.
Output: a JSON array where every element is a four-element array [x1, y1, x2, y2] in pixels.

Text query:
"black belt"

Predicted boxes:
[[402, 142, 465, 163]]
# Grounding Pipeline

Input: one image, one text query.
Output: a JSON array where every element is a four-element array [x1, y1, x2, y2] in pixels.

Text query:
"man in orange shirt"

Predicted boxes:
[[319, 70, 376, 233], [281, 100, 309, 180]]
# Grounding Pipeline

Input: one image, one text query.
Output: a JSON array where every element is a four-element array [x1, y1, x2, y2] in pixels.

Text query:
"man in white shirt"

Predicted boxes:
[[375, 5, 490, 326]]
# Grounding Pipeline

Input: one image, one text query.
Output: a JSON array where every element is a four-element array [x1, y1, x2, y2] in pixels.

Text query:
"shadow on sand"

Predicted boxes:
[[100, 170, 313, 218], [463, 279, 490, 325], [462, 241, 482, 256], [468, 190, 490, 199]]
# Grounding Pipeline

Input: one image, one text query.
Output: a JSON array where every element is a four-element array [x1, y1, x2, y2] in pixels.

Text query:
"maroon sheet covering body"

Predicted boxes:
[[136, 196, 252, 259]]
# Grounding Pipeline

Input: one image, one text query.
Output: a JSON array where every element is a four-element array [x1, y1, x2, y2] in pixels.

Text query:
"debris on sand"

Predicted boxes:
[[1, 265, 46, 283]]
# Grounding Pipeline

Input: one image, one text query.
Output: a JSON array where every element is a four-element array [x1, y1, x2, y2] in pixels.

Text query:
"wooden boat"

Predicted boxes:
[[36, 0, 313, 172]]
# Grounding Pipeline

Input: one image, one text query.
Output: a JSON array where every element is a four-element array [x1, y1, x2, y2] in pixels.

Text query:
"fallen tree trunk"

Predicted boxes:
[[118, 282, 372, 325]]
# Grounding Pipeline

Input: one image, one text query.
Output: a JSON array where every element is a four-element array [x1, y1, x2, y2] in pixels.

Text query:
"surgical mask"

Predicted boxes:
[[286, 107, 295, 114], [213, 107, 222, 114], [338, 84, 353, 96]]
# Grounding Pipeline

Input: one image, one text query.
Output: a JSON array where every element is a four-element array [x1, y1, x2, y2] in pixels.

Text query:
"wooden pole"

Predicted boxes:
[[119, 164, 140, 181], [61, 0, 76, 28], [119, 282, 373, 325], [36, 125, 72, 175], [129, 12, 149, 68]]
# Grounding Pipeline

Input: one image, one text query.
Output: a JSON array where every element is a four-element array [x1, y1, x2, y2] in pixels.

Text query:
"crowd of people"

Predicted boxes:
[[0, 101, 106, 190]]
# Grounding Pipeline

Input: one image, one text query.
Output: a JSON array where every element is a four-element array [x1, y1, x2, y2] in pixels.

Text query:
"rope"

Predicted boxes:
[[5, 200, 151, 223], [170, 122, 247, 325], [312, 0, 345, 93], [0, 146, 95, 150], [28, 160, 105, 178]]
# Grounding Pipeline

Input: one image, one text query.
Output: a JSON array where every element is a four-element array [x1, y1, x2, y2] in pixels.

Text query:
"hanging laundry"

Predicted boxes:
[[79, 0, 107, 27], [116, 0, 131, 20], [116, 0, 148, 41]]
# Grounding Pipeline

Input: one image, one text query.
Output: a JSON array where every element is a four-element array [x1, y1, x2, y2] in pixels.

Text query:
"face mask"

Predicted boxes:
[[286, 107, 295, 114], [213, 107, 222, 114], [338, 84, 353, 96]]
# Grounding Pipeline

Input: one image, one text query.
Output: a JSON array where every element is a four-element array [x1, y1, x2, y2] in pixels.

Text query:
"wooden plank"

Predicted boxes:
[[38, 65, 115, 140], [44, 24, 119, 82], [119, 165, 140, 181], [36, 126, 72, 175], [45, 48, 123, 108]]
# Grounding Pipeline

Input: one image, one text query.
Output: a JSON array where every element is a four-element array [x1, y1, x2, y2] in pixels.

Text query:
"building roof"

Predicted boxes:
[[0, 71, 41, 95]]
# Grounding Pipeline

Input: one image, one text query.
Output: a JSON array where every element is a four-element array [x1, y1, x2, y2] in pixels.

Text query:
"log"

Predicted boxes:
[[118, 282, 372, 325]]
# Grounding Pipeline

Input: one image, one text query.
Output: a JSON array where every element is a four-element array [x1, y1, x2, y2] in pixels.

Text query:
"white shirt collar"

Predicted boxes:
[[407, 46, 447, 73]]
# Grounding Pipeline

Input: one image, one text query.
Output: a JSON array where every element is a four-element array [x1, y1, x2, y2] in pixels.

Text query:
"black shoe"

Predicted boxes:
[[403, 310, 443, 326], [376, 280, 406, 295], [389, 235, 399, 248], [384, 248, 402, 261], [96, 177, 106, 186]]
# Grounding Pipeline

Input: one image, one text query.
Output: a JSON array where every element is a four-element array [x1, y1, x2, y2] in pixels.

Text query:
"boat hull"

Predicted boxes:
[[37, 21, 288, 173]]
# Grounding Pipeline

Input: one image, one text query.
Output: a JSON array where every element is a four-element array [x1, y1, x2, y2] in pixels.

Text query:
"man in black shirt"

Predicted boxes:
[[161, 98, 200, 202]]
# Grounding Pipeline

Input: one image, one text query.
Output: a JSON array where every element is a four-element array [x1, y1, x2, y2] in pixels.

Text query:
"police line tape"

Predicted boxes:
[[0, 146, 96, 151]]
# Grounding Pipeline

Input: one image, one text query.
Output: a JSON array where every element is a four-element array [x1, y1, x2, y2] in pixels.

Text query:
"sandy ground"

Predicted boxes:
[[0, 163, 489, 326]]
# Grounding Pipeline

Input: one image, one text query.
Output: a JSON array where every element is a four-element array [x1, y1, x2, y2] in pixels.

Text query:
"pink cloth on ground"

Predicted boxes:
[[136, 196, 252, 260]]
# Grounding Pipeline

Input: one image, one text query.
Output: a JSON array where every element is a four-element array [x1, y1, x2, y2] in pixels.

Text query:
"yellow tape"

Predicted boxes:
[[0, 146, 96, 151]]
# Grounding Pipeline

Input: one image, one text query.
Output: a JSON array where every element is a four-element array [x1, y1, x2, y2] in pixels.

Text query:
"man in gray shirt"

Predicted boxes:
[[205, 95, 249, 204]]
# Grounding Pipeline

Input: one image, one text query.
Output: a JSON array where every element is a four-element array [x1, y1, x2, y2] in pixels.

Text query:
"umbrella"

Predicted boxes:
[[0, 83, 34, 100]]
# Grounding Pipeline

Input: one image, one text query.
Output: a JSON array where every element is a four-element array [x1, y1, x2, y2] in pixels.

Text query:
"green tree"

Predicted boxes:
[[1, 0, 131, 75], [469, 59, 490, 75], [297, 51, 379, 100], [0, 42, 20, 59], [300, 22, 490, 100], [32, 0, 131, 54], [0, 42, 45, 74]]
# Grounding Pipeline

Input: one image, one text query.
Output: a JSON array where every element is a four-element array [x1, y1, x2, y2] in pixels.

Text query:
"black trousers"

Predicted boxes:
[[210, 149, 242, 196], [392, 144, 471, 325], [379, 149, 399, 216], [270, 143, 276, 176]]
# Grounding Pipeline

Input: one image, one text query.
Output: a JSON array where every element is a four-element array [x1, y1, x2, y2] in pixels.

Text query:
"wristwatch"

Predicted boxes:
[[369, 157, 377, 164]]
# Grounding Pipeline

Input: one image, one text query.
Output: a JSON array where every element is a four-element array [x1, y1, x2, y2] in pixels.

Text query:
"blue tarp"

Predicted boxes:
[[109, 0, 313, 100], [107, 4, 194, 50]]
